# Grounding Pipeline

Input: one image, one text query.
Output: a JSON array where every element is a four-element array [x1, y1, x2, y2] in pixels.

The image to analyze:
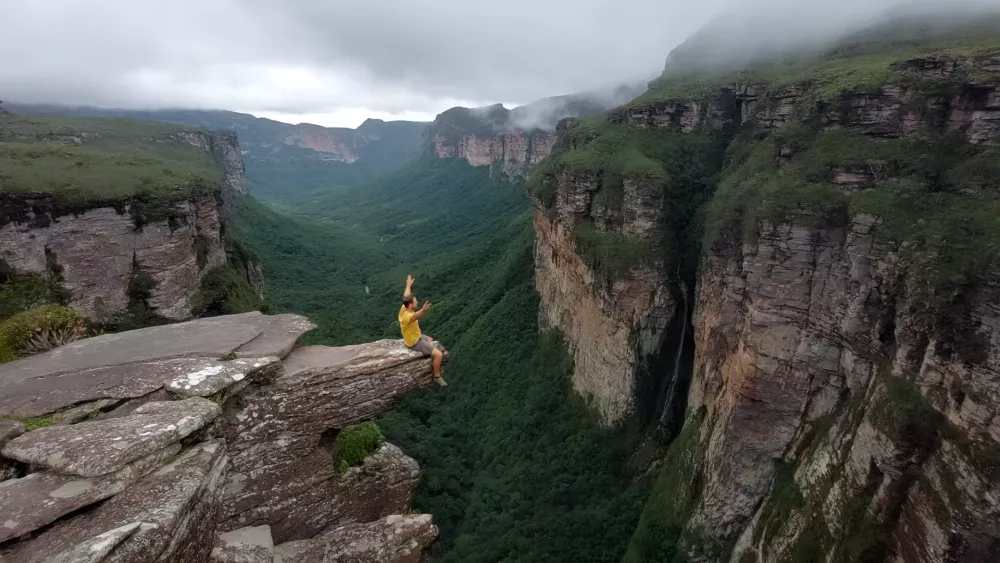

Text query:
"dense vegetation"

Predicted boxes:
[[236, 156, 648, 561]]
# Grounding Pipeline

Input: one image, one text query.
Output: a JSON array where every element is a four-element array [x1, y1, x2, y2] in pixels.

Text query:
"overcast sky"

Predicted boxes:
[[1, 0, 995, 127]]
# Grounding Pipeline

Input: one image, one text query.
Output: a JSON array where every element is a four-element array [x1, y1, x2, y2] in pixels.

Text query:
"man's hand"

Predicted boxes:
[[403, 275, 414, 299], [422, 301, 432, 311]]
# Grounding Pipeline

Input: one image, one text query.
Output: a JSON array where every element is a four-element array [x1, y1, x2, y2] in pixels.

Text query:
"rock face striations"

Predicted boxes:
[[429, 90, 638, 177], [530, 21, 1000, 562], [0, 113, 255, 322], [0, 312, 442, 562]]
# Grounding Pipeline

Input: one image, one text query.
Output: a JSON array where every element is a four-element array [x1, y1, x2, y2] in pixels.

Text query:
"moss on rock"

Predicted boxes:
[[333, 421, 384, 473]]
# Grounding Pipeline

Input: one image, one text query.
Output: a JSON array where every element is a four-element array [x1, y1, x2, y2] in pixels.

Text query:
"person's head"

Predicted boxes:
[[402, 295, 417, 310]]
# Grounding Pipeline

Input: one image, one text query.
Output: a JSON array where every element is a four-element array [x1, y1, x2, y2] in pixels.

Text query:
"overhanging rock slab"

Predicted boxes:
[[2, 398, 219, 477]]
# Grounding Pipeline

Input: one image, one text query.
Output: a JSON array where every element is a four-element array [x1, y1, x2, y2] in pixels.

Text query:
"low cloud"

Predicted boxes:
[[1, 0, 997, 126]]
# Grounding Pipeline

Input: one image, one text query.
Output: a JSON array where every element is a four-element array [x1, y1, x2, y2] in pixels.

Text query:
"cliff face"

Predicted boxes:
[[680, 55, 1000, 563], [0, 195, 226, 320], [531, 29, 1000, 561], [0, 116, 253, 321], [428, 90, 635, 176], [0, 312, 442, 562], [433, 126, 556, 176], [532, 169, 674, 424]]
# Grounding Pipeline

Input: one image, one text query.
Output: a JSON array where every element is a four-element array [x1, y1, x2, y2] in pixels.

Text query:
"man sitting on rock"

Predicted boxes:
[[399, 275, 447, 386]]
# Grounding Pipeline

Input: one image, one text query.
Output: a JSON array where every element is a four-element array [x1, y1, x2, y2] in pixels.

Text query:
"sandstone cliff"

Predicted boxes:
[[0, 114, 255, 322], [429, 89, 637, 176], [0, 312, 443, 562], [530, 23, 1000, 562]]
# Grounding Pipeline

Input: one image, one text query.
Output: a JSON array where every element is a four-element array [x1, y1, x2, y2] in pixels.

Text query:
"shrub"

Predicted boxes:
[[0, 272, 66, 320], [333, 421, 384, 472], [0, 305, 85, 363]]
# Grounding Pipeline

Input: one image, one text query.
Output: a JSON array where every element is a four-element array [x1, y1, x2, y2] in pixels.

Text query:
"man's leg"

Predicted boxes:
[[430, 348, 443, 378]]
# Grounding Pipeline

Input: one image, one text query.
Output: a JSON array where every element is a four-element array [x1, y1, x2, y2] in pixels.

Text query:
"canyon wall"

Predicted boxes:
[[0, 123, 254, 322], [432, 128, 556, 176], [428, 93, 627, 176], [0, 195, 226, 320], [532, 169, 674, 425], [531, 46, 1000, 561]]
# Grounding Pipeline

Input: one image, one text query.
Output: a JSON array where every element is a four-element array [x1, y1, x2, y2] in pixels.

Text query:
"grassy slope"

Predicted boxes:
[[3, 106, 428, 207], [237, 156, 647, 561], [0, 113, 219, 206]]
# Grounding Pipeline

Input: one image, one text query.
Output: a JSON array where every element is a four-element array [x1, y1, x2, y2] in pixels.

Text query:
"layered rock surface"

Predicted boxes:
[[429, 92, 628, 177], [432, 128, 556, 176], [0, 194, 227, 320], [0, 115, 252, 321], [0, 312, 441, 562], [532, 47, 1000, 561]]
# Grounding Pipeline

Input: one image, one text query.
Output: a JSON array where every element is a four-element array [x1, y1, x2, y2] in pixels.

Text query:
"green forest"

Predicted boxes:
[[235, 156, 650, 561]]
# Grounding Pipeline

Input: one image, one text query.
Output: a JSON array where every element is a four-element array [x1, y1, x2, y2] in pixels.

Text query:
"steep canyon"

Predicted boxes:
[[530, 23, 1000, 562]]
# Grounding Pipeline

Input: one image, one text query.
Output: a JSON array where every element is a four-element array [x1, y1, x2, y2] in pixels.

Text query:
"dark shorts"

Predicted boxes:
[[410, 335, 441, 357]]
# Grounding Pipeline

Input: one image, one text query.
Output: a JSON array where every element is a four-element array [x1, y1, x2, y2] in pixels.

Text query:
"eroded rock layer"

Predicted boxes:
[[532, 44, 1000, 561], [0, 313, 441, 562]]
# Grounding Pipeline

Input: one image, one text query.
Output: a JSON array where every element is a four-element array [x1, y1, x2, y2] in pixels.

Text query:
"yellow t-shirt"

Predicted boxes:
[[398, 305, 421, 347]]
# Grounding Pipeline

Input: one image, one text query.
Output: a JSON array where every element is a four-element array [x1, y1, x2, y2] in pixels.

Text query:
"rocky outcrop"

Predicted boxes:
[[0, 312, 442, 562]]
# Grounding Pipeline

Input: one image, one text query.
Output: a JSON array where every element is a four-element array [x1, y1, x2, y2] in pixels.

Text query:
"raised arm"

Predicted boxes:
[[403, 275, 414, 299], [413, 301, 432, 320]]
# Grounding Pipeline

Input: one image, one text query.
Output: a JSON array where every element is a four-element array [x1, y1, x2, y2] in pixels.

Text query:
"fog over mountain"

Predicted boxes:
[[1, 0, 998, 126]]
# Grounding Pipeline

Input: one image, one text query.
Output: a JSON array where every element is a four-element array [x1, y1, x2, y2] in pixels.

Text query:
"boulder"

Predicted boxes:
[[2, 398, 219, 477], [211, 525, 274, 563], [272, 514, 437, 563], [2, 440, 228, 563], [0, 443, 180, 543], [222, 442, 421, 541], [0, 313, 314, 418]]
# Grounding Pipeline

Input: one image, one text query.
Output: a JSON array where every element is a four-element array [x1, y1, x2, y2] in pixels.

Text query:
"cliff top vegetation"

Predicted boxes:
[[0, 113, 219, 207]]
